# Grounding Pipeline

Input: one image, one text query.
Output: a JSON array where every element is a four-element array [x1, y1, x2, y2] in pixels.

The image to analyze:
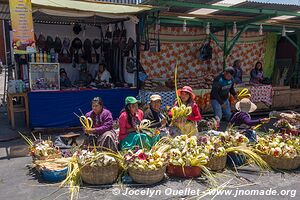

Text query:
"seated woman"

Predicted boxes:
[[84, 97, 118, 151], [229, 98, 269, 142], [95, 63, 111, 83], [169, 86, 202, 136], [118, 96, 160, 150], [60, 68, 72, 88], [144, 94, 167, 129], [250, 61, 264, 84], [232, 59, 243, 84], [78, 57, 93, 86]]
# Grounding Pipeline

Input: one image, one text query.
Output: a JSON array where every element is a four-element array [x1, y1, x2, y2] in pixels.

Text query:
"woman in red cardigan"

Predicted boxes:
[[169, 86, 202, 136]]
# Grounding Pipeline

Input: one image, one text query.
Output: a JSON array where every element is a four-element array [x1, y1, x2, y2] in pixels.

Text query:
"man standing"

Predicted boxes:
[[210, 67, 237, 122]]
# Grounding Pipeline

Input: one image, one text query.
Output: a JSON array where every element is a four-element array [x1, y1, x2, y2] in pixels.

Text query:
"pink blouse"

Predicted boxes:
[[118, 109, 144, 140]]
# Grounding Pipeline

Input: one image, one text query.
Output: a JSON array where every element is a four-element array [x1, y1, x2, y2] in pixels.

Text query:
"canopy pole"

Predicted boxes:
[[296, 32, 300, 87], [223, 25, 228, 70]]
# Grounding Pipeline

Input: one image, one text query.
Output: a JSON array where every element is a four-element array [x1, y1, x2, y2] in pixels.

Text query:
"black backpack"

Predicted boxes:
[[199, 41, 212, 61]]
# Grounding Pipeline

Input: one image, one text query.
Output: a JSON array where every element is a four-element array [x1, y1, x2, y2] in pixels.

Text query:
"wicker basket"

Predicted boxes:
[[206, 155, 227, 171], [33, 154, 62, 161], [260, 155, 300, 170], [128, 166, 166, 185], [167, 164, 201, 178], [80, 164, 119, 185]]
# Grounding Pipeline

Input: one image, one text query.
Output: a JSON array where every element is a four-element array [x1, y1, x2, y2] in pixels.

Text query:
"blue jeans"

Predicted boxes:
[[211, 99, 232, 121]]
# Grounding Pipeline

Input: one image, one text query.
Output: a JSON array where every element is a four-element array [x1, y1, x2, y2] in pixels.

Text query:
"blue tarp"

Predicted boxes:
[[28, 89, 138, 128]]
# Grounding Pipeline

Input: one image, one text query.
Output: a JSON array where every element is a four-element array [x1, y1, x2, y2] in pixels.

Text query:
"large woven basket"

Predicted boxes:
[[206, 155, 227, 171], [260, 155, 300, 170], [167, 164, 201, 178], [80, 164, 119, 185], [128, 166, 166, 185]]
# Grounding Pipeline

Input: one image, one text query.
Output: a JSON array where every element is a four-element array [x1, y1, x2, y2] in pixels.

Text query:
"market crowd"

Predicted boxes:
[[82, 62, 270, 152]]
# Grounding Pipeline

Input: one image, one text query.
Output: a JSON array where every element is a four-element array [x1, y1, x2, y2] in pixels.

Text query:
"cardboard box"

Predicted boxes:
[[290, 89, 300, 107], [272, 89, 291, 108]]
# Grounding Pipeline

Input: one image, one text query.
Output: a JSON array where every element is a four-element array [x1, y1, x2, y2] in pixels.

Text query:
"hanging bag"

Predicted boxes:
[[103, 26, 111, 52], [119, 22, 127, 51], [112, 23, 121, 49], [59, 37, 72, 63], [199, 38, 213, 61]]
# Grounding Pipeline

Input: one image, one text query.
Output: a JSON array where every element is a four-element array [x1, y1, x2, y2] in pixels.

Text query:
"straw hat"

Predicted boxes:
[[235, 98, 257, 113], [177, 86, 196, 100]]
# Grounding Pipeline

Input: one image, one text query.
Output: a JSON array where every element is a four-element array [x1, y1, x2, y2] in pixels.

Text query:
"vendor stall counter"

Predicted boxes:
[[29, 88, 138, 128]]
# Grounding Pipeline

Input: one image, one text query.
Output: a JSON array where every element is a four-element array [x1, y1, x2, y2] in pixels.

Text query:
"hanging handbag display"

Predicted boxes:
[[54, 36, 62, 53], [59, 37, 72, 63], [83, 38, 92, 63], [119, 22, 127, 51], [112, 23, 121, 49]]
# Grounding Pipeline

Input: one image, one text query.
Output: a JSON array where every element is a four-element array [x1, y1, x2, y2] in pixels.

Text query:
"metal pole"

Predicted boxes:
[[136, 20, 140, 89], [223, 25, 228, 70]]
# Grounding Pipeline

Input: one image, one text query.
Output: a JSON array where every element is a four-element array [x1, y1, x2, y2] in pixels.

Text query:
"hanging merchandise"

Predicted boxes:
[[45, 36, 54, 53], [233, 22, 237, 35], [71, 37, 83, 64], [73, 23, 82, 35], [112, 23, 121, 48], [206, 22, 210, 35], [37, 33, 46, 52], [83, 39, 92, 63], [183, 20, 187, 32], [282, 26, 286, 37], [124, 37, 135, 57], [126, 57, 137, 73], [93, 38, 101, 64], [105, 24, 112, 39], [259, 24, 263, 36], [199, 38, 213, 61], [59, 37, 72, 63], [119, 22, 127, 51], [54, 36, 62, 53], [103, 26, 111, 52]]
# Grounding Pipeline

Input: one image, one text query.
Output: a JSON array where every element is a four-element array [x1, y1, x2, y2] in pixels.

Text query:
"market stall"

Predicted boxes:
[[6, 0, 153, 127], [136, 0, 300, 114]]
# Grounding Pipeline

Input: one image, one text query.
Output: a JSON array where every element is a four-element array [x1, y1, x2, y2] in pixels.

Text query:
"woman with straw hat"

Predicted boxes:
[[118, 96, 160, 150], [230, 98, 269, 142]]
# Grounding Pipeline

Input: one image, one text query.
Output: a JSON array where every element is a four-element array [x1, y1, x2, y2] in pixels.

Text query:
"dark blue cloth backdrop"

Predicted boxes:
[[28, 89, 138, 128]]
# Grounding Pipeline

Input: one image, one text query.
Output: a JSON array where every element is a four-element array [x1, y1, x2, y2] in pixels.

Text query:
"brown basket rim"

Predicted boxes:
[[260, 154, 300, 170]]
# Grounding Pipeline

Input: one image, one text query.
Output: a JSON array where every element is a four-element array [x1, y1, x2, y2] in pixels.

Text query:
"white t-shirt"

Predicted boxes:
[[95, 69, 111, 82]]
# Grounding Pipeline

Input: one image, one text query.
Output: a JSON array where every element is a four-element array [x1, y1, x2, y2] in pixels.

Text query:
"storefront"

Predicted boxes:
[[6, 0, 153, 127]]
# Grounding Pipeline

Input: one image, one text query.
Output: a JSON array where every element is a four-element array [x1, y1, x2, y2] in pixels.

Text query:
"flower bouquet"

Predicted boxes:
[[167, 135, 211, 178], [254, 134, 300, 170], [74, 149, 120, 185], [20, 133, 62, 161], [125, 146, 169, 184]]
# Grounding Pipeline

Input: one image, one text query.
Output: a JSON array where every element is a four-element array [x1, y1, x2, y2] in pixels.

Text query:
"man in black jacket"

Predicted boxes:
[[144, 94, 167, 129], [210, 67, 237, 122]]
